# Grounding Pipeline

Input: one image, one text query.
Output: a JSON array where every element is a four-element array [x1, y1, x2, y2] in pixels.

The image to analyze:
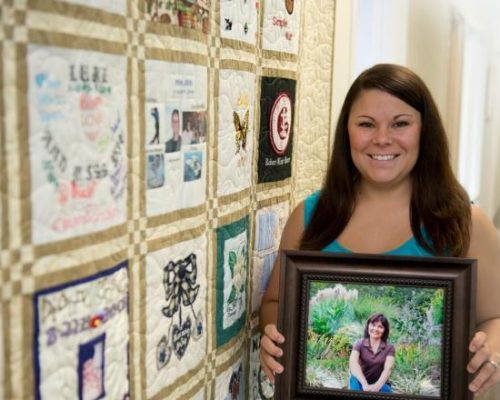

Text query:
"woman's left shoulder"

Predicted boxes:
[[385, 342, 396, 355], [467, 205, 500, 324], [468, 205, 500, 258], [470, 204, 494, 225]]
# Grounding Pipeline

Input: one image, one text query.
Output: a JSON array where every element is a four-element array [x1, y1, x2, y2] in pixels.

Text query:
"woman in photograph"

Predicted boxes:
[[259, 64, 500, 396], [348, 313, 395, 392]]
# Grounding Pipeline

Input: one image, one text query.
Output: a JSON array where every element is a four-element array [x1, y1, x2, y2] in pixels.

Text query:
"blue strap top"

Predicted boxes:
[[304, 191, 434, 257]]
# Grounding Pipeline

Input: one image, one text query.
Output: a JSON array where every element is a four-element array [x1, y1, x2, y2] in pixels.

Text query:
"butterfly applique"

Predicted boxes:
[[233, 110, 249, 154]]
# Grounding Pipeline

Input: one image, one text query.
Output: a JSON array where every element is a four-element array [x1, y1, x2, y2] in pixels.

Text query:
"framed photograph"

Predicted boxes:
[[275, 251, 476, 400]]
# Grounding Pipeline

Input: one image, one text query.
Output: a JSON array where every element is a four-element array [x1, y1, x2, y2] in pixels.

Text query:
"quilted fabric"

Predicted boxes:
[[0, 0, 336, 398]]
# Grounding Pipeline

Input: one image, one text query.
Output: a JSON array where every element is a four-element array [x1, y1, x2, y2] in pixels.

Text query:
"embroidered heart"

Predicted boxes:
[[192, 311, 203, 341], [172, 318, 192, 359], [156, 335, 171, 370]]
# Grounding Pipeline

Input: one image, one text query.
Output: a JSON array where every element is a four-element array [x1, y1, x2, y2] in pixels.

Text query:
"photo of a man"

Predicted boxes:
[[165, 109, 181, 153]]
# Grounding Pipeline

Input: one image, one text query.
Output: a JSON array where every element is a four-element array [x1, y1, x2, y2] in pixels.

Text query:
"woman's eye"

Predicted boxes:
[[393, 121, 409, 128], [358, 122, 373, 128]]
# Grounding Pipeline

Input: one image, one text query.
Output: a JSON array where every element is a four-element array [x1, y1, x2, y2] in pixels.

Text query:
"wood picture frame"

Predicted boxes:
[[275, 250, 477, 400]]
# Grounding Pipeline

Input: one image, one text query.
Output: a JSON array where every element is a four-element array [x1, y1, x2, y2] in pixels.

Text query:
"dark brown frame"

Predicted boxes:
[[275, 250, 477, 400]]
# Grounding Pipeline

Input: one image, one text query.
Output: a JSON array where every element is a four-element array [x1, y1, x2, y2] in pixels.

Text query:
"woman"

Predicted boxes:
[[349, 313, 394, 392], [259, 64, 500, 396]]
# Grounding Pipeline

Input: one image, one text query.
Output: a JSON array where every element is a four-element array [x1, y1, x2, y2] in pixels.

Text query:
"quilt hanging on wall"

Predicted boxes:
[[0, 0, 339, 399]]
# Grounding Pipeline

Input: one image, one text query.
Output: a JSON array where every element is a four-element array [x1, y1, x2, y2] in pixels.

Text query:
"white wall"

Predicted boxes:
[[330, 0, 355, 155], [450, 0, 500, 217], [483, 52, 500, 224], [352, 0, 409, 76], [341, 0, 453, 133], [406, 0, 452, 133], [331, 0, 409, 144]]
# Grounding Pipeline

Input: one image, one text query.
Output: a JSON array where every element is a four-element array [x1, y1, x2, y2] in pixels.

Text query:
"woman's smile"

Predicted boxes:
[[368, 154, 399, 161]]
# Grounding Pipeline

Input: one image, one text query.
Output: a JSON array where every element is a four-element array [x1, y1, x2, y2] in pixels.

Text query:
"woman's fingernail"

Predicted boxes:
[[276, 366, 283, 374], [469, 383, 477, 392]]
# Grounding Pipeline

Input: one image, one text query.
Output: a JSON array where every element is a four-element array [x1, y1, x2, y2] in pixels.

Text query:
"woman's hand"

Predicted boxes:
[[260, 324, 285, 383], [362, 383, 381, 392], [467, 331, 500, 395]]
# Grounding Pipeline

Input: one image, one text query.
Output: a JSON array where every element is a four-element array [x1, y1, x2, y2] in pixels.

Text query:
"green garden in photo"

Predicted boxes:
[[306, 281, 444, 396]]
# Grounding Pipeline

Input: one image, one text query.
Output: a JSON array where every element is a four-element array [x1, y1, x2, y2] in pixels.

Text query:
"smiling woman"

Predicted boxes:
[[348, 313, 395, 393], [300, 63, 469, 257], [259, 63, 500, 398]]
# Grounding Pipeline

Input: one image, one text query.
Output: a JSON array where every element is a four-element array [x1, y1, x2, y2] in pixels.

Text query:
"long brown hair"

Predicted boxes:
[[300, 64, 471, 256]]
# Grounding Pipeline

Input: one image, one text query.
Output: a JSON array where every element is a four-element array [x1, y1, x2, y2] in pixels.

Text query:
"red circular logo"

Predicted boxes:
[[269, 92, 292, 156]]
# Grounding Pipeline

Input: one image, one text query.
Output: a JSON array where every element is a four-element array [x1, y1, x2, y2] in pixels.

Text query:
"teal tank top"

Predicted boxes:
[[304, 191, 434, 257]]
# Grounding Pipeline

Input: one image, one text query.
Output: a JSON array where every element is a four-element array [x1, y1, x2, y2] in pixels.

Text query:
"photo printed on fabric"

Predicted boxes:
[[146, 0, 210, 34], [145, 60, 208, 216]]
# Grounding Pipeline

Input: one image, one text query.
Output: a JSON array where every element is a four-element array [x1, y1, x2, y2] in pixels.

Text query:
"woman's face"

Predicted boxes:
[[347, 89, 421, 190], [368, 320, 385, 340]]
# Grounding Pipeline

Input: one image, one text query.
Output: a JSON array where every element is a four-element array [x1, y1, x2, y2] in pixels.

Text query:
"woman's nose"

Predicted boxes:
[[373, 126, 392, 145]]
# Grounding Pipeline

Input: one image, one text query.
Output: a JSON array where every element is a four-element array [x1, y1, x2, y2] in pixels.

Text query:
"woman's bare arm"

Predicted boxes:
[[349, 350, 369, 388], [372, 355, 395, 391], [466, 205, 500, 395]]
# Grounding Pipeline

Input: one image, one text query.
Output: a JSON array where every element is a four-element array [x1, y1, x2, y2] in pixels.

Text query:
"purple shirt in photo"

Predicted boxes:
[[353, 338, 395, 384]]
